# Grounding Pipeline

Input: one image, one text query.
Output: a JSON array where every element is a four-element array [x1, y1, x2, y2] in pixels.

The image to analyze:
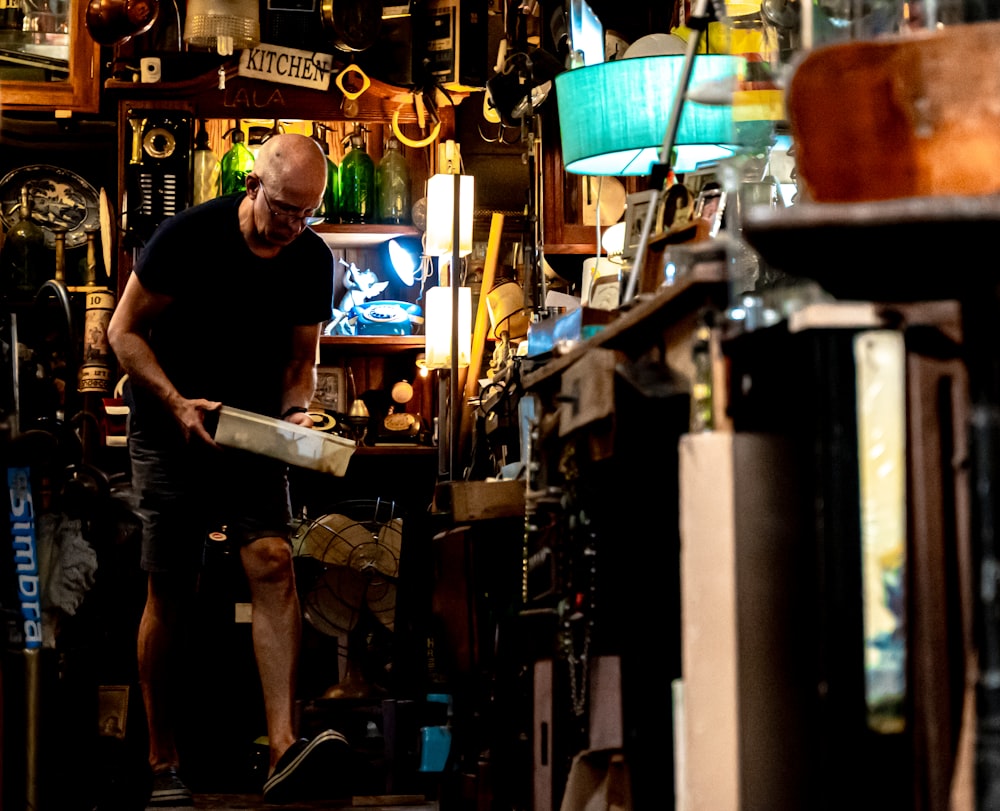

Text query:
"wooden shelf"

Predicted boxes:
[[354, 444, 437, 456], [521, 264, 730, 391], [107, 63, 466, 128], [316, 224, 420, 249], [320, 335, 424, 353]]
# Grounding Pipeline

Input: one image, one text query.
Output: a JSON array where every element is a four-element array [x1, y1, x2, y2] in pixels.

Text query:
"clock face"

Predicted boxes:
[[384, 412, 416, 432]]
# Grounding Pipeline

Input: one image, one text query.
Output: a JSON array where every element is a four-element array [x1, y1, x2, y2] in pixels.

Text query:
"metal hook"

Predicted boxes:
[[478, 120, 501, 143], [499, 123, 521, 145], [478, 120, 521, 145]]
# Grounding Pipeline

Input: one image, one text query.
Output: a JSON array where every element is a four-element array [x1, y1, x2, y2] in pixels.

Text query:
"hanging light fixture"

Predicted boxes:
[[553, 53, 745, 176], [183, 0, 260, 55]]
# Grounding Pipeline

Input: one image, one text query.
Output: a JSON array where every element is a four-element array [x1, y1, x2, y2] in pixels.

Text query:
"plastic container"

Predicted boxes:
[[213, 405, 356, 476]]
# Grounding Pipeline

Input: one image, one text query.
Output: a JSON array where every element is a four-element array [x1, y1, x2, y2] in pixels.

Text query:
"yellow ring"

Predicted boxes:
[[391, 109, 441, 149], [335, 64, 370, 100]]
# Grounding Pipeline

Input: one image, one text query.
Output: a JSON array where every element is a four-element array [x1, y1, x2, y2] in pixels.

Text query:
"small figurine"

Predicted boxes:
[[338, 259, 387, 314]]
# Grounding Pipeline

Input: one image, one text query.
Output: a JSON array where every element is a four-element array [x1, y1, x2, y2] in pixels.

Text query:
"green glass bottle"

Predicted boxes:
[[2, 185, 47, 300], [220, 123, 255, 196], [324, 150, 340, 224], [310, 122, 340, 224], [375, 135, 411, 225], [339, 124, 374, 224]]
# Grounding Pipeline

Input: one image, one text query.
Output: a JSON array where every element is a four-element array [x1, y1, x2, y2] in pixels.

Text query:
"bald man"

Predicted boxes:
[[109, 133, 348, 808]]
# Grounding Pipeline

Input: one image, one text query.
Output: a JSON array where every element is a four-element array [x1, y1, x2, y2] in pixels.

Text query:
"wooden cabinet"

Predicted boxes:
[[539, 104, 643, 256], [513, 268, 731, 810], [108, 67, 462, 296], [107, 67, 455, 459], [0, 0, 101, 113], [319, 335, 436, 452]]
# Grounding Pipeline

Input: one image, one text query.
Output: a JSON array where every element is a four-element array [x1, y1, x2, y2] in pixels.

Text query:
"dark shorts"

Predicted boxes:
[[128, 420, 293, 574]]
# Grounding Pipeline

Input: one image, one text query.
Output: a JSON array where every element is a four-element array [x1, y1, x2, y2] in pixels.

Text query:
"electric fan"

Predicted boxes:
[[293, 498, 403, 699]]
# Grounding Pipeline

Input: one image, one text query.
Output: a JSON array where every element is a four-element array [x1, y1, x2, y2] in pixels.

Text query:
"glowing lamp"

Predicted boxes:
[[553, 54, 744, 175], [425, 173, 475, 258], [424, 286, 472, 370], [424, 171, 475, 369]]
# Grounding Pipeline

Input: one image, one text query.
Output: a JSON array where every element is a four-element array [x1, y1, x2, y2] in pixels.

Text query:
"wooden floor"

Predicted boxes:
[[191, 794, 436, 810]]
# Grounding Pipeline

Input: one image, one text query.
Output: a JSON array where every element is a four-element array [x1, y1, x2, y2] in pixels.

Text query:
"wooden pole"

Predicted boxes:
[[459, 212, 505, 465]]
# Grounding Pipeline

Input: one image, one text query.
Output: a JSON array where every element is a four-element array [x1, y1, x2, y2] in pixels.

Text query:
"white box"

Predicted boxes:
[[214, 405, 355, 476], [679, 432, 808, 810]]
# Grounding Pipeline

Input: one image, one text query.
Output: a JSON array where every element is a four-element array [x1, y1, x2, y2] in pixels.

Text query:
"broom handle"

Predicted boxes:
[[459, 213, 506, 461]]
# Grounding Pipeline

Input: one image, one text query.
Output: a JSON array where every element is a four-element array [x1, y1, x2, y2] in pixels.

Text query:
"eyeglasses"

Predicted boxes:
[[257, 179, 317, 224]]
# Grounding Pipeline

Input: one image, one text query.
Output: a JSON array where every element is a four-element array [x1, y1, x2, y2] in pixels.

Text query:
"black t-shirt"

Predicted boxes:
[[128, 194, 333, 435]]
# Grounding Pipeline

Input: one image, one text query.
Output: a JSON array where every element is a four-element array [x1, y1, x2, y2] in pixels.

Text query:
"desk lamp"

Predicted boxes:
[[386, 235, 432, 309], [388, 237, 421, 288]]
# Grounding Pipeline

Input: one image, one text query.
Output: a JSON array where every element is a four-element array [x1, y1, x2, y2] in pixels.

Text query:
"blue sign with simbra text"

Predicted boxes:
[[8, 467, 41, 649]]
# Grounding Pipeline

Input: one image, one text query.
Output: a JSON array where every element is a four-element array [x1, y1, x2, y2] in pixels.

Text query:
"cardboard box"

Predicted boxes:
[[433, 479, 525, 521]]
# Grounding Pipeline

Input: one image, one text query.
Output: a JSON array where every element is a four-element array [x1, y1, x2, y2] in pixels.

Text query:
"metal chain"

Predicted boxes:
[[559, 510, 598, 718], [561, 600, 592, 718]]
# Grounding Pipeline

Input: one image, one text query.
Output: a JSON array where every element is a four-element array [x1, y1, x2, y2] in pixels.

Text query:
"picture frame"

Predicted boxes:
[[622, 189, 661, 267], [312, 366, 346, 413], [98, 684, 129, 740], [693, 185, 727, 239]]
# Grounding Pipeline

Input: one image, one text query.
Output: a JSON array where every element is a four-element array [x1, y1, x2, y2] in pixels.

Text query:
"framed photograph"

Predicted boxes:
[[313, 366, 346, 413], [98, 685, 129, 740], [693, 185, 727, 238], [622, 189, 661, 266]]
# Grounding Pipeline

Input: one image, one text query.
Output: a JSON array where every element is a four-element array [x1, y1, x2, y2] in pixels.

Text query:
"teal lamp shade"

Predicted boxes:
[[554, 55, 745, 175]]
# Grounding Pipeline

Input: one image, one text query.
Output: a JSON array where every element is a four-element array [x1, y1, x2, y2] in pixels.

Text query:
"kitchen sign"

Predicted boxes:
[[239, 43, 335, 91]]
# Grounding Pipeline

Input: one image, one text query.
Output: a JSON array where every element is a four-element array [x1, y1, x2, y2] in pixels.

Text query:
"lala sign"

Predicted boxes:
[[239, 43, 335, 92]]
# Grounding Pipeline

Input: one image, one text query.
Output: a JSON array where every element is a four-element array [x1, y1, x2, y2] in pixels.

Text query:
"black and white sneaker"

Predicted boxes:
[[146, 766, 193, 809], [262, 729, 351, 804]]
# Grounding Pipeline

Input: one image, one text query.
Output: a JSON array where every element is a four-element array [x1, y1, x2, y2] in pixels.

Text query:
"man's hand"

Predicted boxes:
[[169, 396, 222, 445], [284, 410, 316, 429]]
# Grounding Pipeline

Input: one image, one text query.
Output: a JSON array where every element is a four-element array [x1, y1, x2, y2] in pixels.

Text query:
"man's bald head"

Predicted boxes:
[[253, 132, 328, 202]]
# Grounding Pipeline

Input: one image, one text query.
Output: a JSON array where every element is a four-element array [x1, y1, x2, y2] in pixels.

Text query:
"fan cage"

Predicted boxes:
[[294, 498, 405, 653]]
